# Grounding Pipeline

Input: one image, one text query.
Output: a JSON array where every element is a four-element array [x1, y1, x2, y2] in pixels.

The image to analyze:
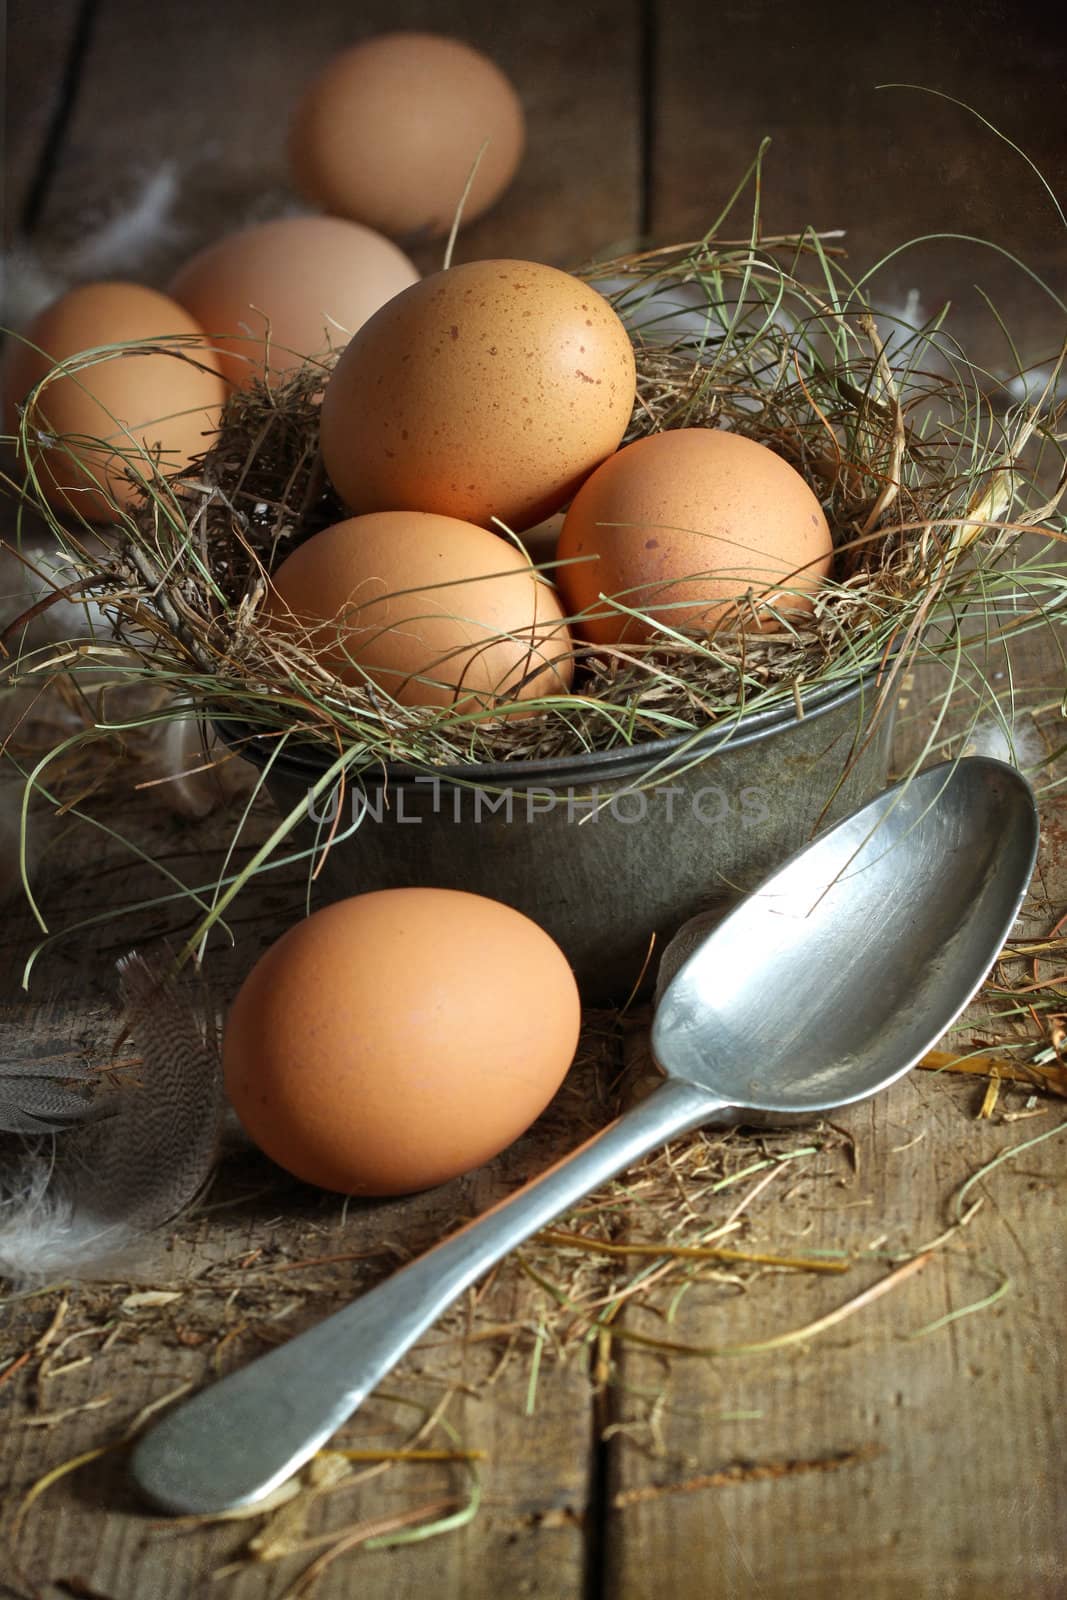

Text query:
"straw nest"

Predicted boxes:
[[4, 220, 1065, 829]]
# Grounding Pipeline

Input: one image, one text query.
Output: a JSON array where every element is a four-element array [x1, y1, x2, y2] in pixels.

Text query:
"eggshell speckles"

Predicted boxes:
[[266, 510, 574, 709], [289, 33, 524, 239], [556, 427, 834, 644], [4, 282, 225, 524], [223, 888, 582, 1196], [168, 216, 418, 389], [319, 259, 637, 533]]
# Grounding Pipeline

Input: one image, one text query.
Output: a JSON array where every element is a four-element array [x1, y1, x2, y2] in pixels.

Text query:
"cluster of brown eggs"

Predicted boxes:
[[268, 244, 833, 713], [269, 254, 637, 710], [5, 30, 833, 719], [2, 33, 519, 518], [3, 32, 837, 1197]]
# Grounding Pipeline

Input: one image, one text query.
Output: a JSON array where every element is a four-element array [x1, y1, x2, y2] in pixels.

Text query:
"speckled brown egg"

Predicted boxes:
[[266, 510, 574, 709], [289, 33, 524, 239], [4, 282, 225, 524], [168, 216, 419, 389], [223, 888, 582, 1196], [556, 428, 834, 644], [318, 259, 637, 533]]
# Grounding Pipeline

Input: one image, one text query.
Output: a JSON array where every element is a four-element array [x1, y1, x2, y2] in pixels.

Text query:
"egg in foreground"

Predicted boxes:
[[556, 427, 834, 644], [319, 259, 637, 532], [4, 282, 225, 523], [169, 215, 419, 388], [266, 510, 574, 709], [223, 888, 582, 1195]]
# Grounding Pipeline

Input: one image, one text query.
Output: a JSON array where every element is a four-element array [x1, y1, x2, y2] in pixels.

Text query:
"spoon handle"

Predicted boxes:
[[130, 1076, 722, 1515]]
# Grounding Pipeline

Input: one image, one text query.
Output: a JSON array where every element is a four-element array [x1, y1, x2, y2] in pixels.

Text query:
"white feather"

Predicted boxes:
[[66, 164, 182, 280], [1, 162, 184, 336], [0, 243, 66, 331], [0, 1151, 145, 1281]]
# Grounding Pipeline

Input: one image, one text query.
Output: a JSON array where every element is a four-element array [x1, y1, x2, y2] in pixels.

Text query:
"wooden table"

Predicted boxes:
[[2, 4, 1065, 1597]]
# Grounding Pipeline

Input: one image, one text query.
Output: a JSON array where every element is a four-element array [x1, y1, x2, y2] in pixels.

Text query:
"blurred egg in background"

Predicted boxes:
[[4, 281, 224, 523], [169, 215, 419, 388], [289, 32, 525, 240]]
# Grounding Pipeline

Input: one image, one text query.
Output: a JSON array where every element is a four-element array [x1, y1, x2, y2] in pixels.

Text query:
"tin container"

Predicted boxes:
[[249, 672, 895, 1003]]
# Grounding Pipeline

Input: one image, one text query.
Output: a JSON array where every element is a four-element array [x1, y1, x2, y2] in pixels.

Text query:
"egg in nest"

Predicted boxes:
[[267, 510, 574, 710], [319, 259, 636, 533], [556, 427, 834, 643]]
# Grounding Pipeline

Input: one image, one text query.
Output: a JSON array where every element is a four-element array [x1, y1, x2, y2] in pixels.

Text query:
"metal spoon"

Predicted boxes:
[[131, 755, 1038, 1515]]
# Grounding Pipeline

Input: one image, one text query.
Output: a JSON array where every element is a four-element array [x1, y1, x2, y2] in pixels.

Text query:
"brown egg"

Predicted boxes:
[[319, 259, 636, 533], [168, 216, 419, 389], [267, 510, 574, 709], [289, 33, 524, 239], [223, 888, 581, 1195], [556, 428, 834, 644], [4, 282, 225, 524]]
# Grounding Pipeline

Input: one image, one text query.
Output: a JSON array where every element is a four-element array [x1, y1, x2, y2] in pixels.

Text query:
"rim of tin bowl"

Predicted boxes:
[[214, 660, 890, 792]]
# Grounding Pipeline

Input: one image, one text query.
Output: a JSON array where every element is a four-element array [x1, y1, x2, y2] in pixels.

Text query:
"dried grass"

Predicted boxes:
[[5, 223, 1064, 780]]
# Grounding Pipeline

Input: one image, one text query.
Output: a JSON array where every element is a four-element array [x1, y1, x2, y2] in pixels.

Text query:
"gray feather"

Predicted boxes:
[[0, 1047, 101, 1133], [0, 952, 225, 1283], [0, 1098, 99, 1135]]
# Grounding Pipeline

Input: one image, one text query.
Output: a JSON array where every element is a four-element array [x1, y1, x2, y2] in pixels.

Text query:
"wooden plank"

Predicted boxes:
[[603, 620, 1067, 1599], [0, 799, 612, 1598], [649, 0, 1067, 384], [0, 3, 643, 1595], [3, 0, 85, 243], [630, 7, 1067, 1578], [604, 1084, 1067, 1598], [26, 0, 642, 284], [4, 3, 1064, 1596]]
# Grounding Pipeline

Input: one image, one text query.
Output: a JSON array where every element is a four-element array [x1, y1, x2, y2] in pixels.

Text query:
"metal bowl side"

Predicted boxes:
[[234, 667, 897, 1002]]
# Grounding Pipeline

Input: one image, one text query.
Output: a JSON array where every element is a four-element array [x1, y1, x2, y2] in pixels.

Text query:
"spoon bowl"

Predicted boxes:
[[654, 754, 1039, 1117], [131, 756, 1038, 1515]]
